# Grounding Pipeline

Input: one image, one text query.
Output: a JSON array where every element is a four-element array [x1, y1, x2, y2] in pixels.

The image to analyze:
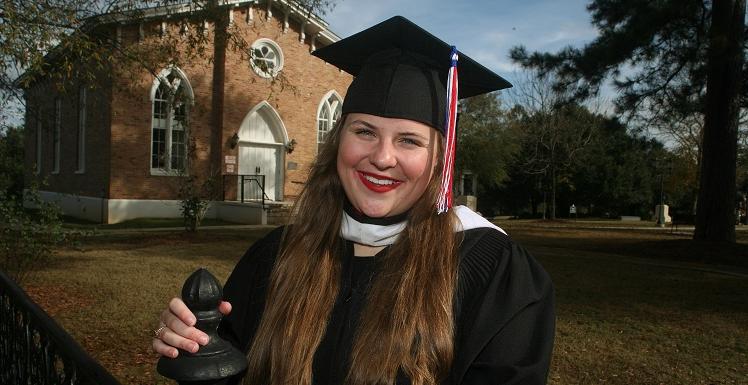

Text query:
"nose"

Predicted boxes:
[[370, 140, 397, 170]]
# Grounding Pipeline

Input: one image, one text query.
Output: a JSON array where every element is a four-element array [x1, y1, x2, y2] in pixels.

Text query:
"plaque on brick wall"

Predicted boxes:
[[225, 155, 236, 165], [226, 164, 235, 173]]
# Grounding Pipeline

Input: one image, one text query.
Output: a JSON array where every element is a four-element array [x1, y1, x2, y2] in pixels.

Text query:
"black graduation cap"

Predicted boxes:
[[312, 15, 512, 134]]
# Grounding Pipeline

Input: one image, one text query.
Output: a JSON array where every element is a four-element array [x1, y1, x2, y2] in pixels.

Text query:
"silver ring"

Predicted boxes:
[[153, 322, 167, 339]]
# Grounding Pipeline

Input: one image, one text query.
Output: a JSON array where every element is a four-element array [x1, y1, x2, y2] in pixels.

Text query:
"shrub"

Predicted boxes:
[[0, 187, 72, 284]]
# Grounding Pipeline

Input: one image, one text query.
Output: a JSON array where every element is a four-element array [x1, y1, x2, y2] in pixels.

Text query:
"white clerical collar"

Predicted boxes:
[[340, 205, 506, 247]]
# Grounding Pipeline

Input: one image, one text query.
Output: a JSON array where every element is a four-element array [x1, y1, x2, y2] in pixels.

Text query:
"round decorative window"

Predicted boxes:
[[249, 38, 284, 78]]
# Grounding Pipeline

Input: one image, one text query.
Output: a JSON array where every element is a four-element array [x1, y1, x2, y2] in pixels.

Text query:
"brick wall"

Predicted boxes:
[[24, 73, 112, 198], [107, 5, 352, 201], [221, 7, 352, 200]]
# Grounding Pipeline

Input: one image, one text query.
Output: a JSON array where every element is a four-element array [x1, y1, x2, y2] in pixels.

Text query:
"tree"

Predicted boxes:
[[509, 71, 599, 219], [694, 0, 745, 241], [0, 126, 25, 199], [571, 117, 668, 218], [510, 0, 746, 242], [456, 93, 521, 189]]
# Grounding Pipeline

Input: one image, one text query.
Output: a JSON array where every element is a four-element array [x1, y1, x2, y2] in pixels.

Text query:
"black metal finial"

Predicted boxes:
[[157, 268, 247, 383]]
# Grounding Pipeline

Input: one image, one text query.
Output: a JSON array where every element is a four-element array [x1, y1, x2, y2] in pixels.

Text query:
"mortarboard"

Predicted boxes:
[[312, 15, 511, 134], [312, 16, 512, 213]]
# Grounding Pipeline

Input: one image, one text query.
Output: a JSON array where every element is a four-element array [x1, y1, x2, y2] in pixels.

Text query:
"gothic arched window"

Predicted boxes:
[[150, 67, 193, 174], [316, 91, 342, 151]]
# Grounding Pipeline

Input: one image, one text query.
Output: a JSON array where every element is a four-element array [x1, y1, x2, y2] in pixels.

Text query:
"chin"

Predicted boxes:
[[359, 204, 394, 218]]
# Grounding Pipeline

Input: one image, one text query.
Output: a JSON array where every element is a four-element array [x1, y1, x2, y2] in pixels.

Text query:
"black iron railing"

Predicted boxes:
[[0, 271, 120, 385], [236, 174, 269, 207]]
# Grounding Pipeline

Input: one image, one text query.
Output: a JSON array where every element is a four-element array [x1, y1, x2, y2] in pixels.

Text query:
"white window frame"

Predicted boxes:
[[316, 90, 342, 152], [249, 38, 284, 78], [35, 110, 42, 174], [52, 99, 61, 174], [150, 66, 194, 176], [76, 87, 86, 174]]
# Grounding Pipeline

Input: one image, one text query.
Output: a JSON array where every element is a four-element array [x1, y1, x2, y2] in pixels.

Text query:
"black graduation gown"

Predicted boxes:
[[215, 226, 555, 385]]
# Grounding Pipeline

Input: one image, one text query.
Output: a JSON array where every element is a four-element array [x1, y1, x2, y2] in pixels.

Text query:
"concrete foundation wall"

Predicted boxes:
[[31, 190, 265, 225]]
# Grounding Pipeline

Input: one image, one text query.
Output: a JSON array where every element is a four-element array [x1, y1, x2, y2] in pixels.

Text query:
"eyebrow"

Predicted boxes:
[[348, 120, 430, 140], [347, 119, 377, 129]]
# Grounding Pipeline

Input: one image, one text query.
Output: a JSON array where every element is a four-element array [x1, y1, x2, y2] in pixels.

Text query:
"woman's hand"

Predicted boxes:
[[152, 297, 232, 358]]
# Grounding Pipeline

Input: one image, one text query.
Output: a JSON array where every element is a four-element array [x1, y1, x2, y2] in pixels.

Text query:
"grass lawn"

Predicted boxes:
[[18, 223, 748, 385]]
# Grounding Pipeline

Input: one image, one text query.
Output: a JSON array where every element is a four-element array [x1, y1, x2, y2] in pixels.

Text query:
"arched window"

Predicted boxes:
[[150, 67, 193, 174], [317, 91, 342, 150]]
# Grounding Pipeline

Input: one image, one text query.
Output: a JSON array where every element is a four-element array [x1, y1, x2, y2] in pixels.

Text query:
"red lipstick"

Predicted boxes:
[[357, 171, 402, 193]]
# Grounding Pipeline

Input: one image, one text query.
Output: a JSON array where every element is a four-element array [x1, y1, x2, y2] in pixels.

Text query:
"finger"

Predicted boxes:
[[152, 338, 179, 358], [161, 328, 201, 353], [162, 309, 210, 345], [219, 301, 232, 315], [169, 297, 196, 326]]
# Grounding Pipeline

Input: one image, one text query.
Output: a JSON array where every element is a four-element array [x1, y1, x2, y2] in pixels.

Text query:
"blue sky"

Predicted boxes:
[[323, 0, 599, 87]]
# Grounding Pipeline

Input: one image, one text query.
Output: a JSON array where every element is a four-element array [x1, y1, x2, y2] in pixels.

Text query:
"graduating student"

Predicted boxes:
[[152, 16, 555, 385]]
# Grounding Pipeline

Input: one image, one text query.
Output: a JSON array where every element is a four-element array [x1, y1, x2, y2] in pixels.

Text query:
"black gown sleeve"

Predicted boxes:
[[452, 229, 555, 385], [460, 272, 554, 384]]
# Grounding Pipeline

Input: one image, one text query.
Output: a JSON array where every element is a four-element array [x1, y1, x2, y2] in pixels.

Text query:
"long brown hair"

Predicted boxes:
[[245, 116, 460, 385]]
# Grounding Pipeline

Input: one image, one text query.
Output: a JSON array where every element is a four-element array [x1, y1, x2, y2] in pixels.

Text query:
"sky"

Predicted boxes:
[[322, 0, 599, 90]]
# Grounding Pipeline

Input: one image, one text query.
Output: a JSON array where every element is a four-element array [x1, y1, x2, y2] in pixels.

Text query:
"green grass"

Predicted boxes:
[[19, 225, 748, 385]]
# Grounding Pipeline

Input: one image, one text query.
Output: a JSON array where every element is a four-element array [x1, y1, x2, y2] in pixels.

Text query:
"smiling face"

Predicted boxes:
[[337, 113, 439, 218]]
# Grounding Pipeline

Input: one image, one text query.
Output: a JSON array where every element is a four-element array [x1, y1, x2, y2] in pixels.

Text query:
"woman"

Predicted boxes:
[[153, 16, 554, 385]]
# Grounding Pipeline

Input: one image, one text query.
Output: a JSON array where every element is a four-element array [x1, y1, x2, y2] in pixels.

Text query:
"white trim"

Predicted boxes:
[[249, 38, 284, 79], [239, 101, 289, 143], [35, 111, 42, 174], [246, 4, 253, 23], [52, 99, 61, 174], [90, 0, 340, 46], [150, 66, 195, 102], [76, 86, 86, 174], [116, 25, 122, 45]]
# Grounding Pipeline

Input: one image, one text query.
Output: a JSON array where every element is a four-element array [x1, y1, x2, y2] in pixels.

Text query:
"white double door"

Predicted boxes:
[[238, 143, 280, 201]]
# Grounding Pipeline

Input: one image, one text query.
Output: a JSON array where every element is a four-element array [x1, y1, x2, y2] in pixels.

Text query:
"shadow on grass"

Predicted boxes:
[[512, 228, 748, 268], [539, 252, 748, 315]]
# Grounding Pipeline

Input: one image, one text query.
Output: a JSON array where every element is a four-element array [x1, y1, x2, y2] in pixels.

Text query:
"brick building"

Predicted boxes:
[[23, 0, 352, 224]]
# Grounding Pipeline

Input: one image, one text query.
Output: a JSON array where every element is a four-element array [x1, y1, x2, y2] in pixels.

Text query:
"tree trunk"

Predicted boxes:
[[694, 0, 745, 243], [550, 165, 557, 220], [210, 2, 228, 193]]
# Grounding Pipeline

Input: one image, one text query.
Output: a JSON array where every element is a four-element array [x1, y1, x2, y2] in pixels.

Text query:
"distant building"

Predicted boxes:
[[23, 0, 351, 224]]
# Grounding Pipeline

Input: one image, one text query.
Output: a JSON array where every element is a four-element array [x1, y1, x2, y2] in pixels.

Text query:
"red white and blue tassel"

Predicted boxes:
[[437, 46, 459, 214]]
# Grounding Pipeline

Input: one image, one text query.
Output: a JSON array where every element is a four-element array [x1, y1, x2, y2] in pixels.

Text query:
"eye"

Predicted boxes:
[[399, 136, 424, 147], [354, 128, 376, 137]]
